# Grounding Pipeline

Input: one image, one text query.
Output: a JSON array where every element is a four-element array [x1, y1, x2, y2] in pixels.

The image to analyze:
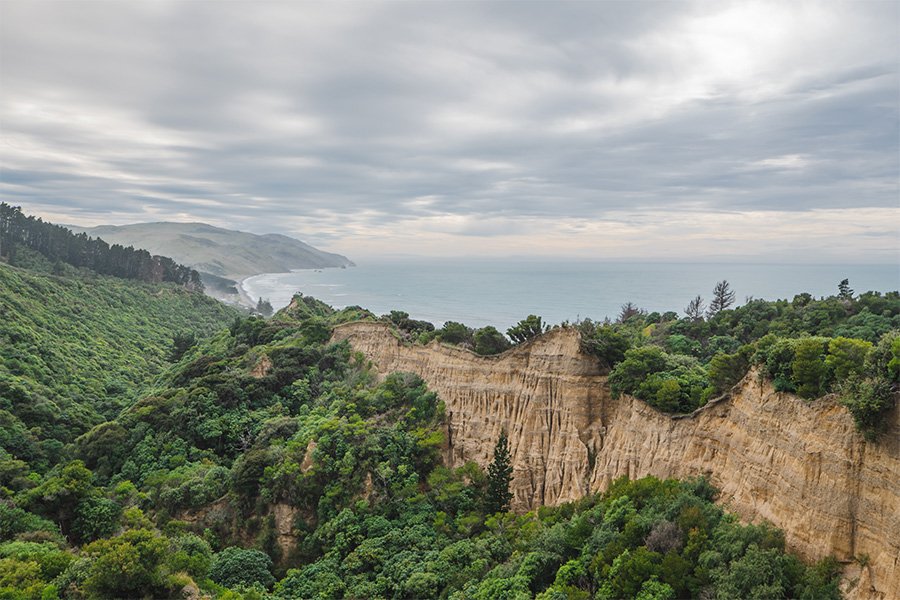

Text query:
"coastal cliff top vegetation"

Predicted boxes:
[[379, 280, 899, 437]]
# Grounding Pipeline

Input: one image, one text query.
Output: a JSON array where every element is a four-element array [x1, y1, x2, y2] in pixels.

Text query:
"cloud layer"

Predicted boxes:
[[1, 1, 897, 261]]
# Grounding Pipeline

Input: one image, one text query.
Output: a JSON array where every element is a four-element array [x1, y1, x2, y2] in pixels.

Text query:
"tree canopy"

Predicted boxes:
[[507, 314, 549, 344], [486, 431, 513, 514], [1, 203, 202, 288]]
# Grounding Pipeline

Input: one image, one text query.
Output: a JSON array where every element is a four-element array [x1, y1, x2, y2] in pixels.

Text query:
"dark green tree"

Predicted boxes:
[[608, 346, 670, 398], [169, 332, 196, 362], [684, 295, 705, 321], [474, 326, 511, 355], [256, 297, 274, 317], [708, 280, 736, 316], [485, 431, 513, 514], [791, 337, 830, 398], [838, 278, 854, 301], [209, 546, 275, 589], [168, 534, 213, 580], [578, 321, 630, 369], [72, 496, 122, 543], [707, 348, 751, 394], [19, 460, 95, 536], [79, 529, 170, 598], [618, 302, 645, 323], [825, 337, 872, 381], [869, 330, 900, 383], [840, 377, 894, 440], [386, 310, 434, 337], [438, 321, 474, 346], [507, 315, 547, 344]]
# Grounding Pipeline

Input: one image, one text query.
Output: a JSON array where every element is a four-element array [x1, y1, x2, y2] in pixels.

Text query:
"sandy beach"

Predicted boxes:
[[235, 276, 257, 309]]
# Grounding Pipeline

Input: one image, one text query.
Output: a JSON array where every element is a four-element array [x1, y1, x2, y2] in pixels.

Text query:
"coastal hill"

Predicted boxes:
[[68, 221, 354, 284]]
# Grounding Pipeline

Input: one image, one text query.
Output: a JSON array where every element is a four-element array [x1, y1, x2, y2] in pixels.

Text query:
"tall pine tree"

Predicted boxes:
[[486, 430, 513, 514], [708, 280, 736, 316]]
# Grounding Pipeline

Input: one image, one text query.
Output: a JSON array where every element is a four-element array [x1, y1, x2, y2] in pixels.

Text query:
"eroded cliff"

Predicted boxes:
[[333, 321, 900, 600]]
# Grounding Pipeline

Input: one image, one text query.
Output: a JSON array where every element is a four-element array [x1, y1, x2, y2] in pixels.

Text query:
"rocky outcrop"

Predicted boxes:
[[250, 354, 273, 378], [332, 321, 900, 600], [175, 497, 301, 560]]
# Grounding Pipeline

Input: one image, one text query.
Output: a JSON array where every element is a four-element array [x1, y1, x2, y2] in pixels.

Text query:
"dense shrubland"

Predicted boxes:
[[2, 299, 843, 598], [587, 285, 899, 439]]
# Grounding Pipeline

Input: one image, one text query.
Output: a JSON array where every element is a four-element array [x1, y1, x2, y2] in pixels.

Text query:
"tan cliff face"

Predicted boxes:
[[332, 321, 900, 600]]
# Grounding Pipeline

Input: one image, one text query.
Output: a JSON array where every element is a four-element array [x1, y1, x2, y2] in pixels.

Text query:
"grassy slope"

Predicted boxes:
[[0, 262, 241, 459]]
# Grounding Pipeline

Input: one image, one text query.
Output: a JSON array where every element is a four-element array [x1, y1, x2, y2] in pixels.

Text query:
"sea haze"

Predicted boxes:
[[241, 260, 899, 330]]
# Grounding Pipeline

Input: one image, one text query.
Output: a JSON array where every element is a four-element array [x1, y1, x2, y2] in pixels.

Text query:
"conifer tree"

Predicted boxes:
[[708, 280, 736, 316], [685, 295, 705, 321], [506, 315, 547, 344], [256, 297, 274, 317], [838, 278, 854, 301], [618, 302, 644, 323], [486, 430, 513, 514]]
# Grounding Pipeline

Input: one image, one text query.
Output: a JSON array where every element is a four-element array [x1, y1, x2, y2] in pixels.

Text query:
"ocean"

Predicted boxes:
[[241, 259, 899, 330]]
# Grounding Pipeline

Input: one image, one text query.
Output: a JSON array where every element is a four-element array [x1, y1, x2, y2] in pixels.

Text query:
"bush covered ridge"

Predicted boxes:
[[1, 291, 845, 598], [588, 288, 899, 439]]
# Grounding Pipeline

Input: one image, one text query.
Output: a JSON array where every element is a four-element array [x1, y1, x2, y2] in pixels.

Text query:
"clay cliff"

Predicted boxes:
[[332, 321, 900, 600]]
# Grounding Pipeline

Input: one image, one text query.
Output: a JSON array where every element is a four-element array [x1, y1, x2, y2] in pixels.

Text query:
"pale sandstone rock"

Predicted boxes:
[[250, 354, 273, 378], [177, 497, 300, 559], [272, 502, 300, 557], [333, 321, 900, 600], [300, 439, 317, 473]]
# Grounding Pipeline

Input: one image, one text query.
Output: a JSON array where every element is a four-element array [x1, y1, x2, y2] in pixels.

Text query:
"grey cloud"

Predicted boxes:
[[0, 1, 896, 258]]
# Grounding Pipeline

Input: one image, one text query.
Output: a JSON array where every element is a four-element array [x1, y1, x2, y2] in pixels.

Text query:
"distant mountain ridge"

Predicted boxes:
[[68, 222, 354, 281]]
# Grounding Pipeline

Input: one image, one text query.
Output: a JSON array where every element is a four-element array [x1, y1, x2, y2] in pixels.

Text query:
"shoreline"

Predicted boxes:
[[236, 275, 258, 309], [236, 266, 350, 311], [236, 268, 332, 310]]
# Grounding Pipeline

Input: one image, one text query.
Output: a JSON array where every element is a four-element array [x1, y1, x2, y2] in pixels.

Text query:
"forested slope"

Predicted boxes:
[[0, 262, 240, 473], [335, 320, 899, 599]]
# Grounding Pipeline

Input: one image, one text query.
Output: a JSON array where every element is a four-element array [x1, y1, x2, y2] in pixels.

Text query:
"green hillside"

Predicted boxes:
[[0, 262, 241, 472]]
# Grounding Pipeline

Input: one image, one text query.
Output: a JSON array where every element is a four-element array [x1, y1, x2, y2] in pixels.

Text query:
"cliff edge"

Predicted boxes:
[[332, 321, 900, 600]]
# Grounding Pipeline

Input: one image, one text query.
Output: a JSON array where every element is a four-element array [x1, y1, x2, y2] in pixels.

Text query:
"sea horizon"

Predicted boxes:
[[240, 259, 899, 330]]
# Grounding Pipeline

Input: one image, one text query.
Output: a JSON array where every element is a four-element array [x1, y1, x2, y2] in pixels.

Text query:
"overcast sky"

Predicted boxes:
[[1, 1, 897, 262]]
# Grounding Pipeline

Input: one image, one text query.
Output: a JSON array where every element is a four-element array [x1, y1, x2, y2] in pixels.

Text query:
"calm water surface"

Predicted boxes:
[[242, 260, 899, 330]]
